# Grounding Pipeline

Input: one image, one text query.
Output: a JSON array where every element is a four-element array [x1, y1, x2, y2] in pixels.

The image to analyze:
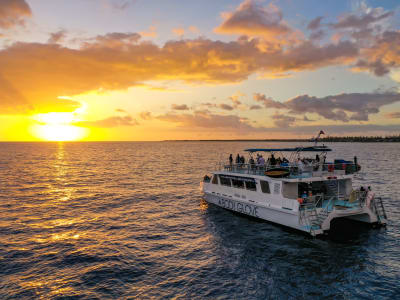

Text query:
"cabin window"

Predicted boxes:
[[245, 181, 257, 191], [260, 180, 270, 193], [274, 183, 281, 194], [282, 182, 298, 199], [232, 178, 245, 189], [211, 175, 218, 184], [219, 175, 231, 187]]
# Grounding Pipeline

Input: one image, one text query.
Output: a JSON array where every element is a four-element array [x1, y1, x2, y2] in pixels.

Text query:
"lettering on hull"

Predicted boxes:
[[218, 198, 259, 217]]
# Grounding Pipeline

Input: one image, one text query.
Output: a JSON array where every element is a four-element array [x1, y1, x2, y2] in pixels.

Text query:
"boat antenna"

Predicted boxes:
[[313, 130, 325, 146]]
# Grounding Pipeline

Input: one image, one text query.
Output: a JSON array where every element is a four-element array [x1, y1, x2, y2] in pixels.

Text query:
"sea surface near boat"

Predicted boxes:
[[0, 141, 399, 299]]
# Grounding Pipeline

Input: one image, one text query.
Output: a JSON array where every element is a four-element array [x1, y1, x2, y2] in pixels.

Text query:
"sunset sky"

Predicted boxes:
[[0, 0, 399, 141]]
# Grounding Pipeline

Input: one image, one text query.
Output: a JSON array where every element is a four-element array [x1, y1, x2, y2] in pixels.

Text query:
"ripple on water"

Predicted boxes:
[[0, 142, 399, 299]]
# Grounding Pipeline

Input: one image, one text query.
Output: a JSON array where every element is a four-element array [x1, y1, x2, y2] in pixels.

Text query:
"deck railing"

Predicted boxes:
[[220, 162, 359, 178]]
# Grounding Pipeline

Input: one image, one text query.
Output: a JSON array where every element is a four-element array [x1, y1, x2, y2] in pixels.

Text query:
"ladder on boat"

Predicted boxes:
[[300, 202, 331, 236], [372, 197, 387, 224]]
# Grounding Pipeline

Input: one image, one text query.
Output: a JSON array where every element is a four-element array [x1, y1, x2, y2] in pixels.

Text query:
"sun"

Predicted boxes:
[[32, 112, 88, 141]]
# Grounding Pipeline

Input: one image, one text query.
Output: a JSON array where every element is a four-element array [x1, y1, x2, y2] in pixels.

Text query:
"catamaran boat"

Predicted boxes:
[[200, 143, 387, 237]]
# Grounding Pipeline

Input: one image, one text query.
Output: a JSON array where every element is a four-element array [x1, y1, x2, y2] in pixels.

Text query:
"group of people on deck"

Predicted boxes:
[[229, 153, 290, 168]]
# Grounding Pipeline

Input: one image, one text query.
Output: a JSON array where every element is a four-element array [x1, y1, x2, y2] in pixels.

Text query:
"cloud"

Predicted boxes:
[[253, 91, 400, 122], [172, 28, 185, 37], [332, 9, 393, 30], [218, 104, 234, 111], [303, 115, 314, 122], [154, 109, 400, 136], [254, 93, 285, 109], [385, 112, 400, 119], [108, 0, 136, 10], [156, 110, 258, 132], [0, 0, 31, 29], [188, 26, 199, 34], [83, 32, 141, 48], [215, 0, 292, 42], [0, 9, 398, 117], [249, 104, 262, 110], [307, 16, 324, 31], [139, 111, 152, 120], [48, 30, 67, 44], [140, 25, 157, 38], [171, 104, 189, 110], [116, 108, 126, 113], [271, 114, 297, 127], [74, 115, 139, 128], [229, 92, 245, 108], [354, 31, 400, 76], [284, 92, 400, 122]]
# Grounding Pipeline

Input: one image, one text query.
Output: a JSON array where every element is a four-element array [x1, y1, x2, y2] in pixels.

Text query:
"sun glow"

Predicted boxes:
[[32, 112, 88, 141]]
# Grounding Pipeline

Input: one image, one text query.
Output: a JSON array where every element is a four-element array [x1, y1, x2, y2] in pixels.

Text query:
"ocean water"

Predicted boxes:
[[0, 141, 399, 299]]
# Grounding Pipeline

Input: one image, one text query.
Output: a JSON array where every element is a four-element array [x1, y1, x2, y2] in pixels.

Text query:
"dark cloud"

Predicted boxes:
[[74, 115, 139, 128], [249, 104, 262, 110], [171, 104, 190, 110], [332, 10, 393, 30], [0, 0, 31, 29], [83, 32, 141, 48], [154, 109, 400, 135], [285, 92, 400, 122], [48, 30, 67, 44], [253, 92, 400, 122], [309, 30, 325, 40], [156, 111, 256, 132], [218, 104, 234, 111], [254, 93, 285, 109], [307, 16, 324, 31], [271, 114, 297, 127]]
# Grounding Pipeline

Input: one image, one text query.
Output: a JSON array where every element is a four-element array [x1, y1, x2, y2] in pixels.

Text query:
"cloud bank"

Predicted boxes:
[[0, 0, 31, 29]]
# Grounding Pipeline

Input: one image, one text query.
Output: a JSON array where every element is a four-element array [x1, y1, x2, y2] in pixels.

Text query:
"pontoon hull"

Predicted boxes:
[[203, 191, 382, 236], [203, 191, 318, 235]]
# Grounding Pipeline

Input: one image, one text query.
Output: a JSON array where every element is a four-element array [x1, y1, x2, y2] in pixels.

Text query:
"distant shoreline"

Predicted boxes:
[[165, 137, 400, 142]]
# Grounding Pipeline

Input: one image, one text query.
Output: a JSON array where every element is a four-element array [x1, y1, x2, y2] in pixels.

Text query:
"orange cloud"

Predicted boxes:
[[73, 115, 139, 128], [0, 0, 31, 29], [172, 27, 185, 37], [140, 25, 157, 38], [0, 35, 360, 115], [215, 0, 298, 44], [188, 26, 200, 34]]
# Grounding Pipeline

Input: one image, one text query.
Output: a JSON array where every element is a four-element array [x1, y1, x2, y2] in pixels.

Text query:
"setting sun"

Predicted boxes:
[[32, 112, 88, 141]]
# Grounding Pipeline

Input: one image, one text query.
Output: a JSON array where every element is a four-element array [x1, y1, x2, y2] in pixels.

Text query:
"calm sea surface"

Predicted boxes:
[[0, 142, 399, 299]]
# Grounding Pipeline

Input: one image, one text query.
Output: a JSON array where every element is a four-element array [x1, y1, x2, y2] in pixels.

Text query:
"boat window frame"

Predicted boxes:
[[260, 180, 271, 194], [219, 175, 232, 187], [211, 175, 219, 184], [245, 180, 257, 191], [232, 178, 245, 189]]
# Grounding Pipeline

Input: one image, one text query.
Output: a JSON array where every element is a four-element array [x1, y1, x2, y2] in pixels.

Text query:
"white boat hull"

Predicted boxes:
[[203, 190, 382, 236], [203, 191, 315, 234]]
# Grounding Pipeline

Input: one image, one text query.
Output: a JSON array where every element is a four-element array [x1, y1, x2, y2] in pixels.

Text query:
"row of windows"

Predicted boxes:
[[212, 175, 271, 194]]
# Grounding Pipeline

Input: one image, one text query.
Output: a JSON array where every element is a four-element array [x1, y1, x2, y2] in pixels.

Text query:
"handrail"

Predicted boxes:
[[222, 162, 358, 178]]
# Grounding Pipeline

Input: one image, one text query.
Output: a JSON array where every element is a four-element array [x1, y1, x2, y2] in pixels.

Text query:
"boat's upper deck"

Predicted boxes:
[[219, 162, 358, 181]]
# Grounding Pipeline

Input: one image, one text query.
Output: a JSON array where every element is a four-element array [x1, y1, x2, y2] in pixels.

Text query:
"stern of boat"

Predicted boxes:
[[299, 192, 387, 236]]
